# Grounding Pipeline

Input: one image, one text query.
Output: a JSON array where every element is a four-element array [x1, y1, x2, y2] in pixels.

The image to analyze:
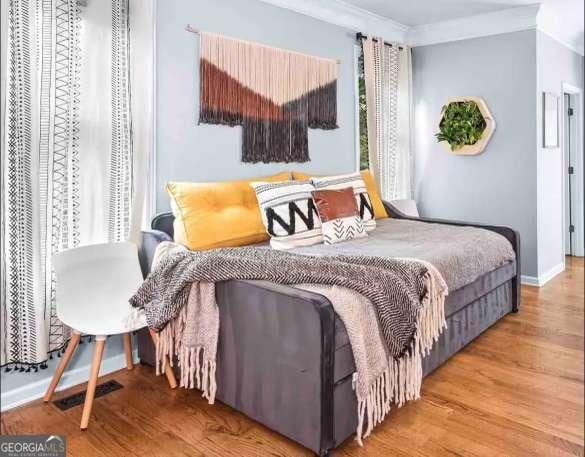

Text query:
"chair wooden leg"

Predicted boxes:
[[149, 329, 177, 389], [80, 338, 106, 430], [123, 333, 133, 370], [43, 332, 81, 402]]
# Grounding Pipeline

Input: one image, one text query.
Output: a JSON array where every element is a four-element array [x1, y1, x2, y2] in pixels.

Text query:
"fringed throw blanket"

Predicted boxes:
[[130, 243, 447, 444], [199, 32, 337, 163]]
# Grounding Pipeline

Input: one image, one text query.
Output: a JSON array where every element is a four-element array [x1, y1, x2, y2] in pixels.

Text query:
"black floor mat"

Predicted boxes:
[[53, 380, 123, 411]]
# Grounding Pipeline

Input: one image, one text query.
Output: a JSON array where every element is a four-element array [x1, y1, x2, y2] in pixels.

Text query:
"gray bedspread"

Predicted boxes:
[[290, 218, 516, 291]]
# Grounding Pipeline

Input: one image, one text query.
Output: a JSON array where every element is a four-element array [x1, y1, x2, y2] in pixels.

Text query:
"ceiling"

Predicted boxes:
[[342, 0, 581, 27], [342, 0, 583, 52], [344, 0, 524, 26]]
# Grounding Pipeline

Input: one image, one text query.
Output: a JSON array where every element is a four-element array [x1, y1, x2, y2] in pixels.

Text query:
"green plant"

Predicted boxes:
[[435, 101, 487, 150]]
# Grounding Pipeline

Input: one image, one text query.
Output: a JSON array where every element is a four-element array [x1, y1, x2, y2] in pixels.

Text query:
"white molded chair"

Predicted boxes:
[[43, 241, 177, 429]]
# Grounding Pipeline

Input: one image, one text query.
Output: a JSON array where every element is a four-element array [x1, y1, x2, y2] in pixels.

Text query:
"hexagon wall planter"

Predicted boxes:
[[437, 97, 496, 155]]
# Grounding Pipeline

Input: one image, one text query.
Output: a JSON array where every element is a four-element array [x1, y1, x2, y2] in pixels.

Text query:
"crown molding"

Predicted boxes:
[[255, 0, 409, 43], [252, 1, 584, 56], [407, 5, 540, 47], [536, 9, 584, 56], [537, 28, 584, 56]]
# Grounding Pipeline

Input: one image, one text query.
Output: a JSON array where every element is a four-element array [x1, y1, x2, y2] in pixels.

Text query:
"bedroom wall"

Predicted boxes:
[[536, 31, 584, 278], [412, 30, 539, 277], [155, 0, 358, 212], [2, 0, 359, 411]]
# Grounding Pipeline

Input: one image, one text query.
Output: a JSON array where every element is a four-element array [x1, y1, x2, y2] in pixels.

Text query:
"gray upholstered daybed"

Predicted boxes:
[[136, 202, 520, 456]]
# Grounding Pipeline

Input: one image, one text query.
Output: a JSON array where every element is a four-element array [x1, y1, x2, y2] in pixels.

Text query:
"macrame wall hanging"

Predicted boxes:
[[199, 32, 338, 163]]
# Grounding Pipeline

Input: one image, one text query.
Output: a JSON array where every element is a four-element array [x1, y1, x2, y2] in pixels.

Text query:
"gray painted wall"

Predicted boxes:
[[536, 31, 584, 276], [155, 0, 358, 212], [412, 30, 539, 277], [2, 0, 358, 406]]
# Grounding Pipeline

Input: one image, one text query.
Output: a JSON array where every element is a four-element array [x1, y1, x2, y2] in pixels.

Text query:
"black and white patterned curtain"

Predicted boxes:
[[1, 0, 134, 371]]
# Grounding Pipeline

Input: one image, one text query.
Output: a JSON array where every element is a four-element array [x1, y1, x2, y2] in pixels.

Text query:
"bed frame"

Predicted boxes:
[[136, 202, 520, 456]]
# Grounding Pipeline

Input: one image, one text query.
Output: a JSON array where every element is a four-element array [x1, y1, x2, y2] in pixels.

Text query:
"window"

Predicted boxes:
[[357, 46, 369, 170]]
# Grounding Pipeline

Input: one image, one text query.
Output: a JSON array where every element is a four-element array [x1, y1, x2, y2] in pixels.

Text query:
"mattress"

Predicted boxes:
[[290, 218, 516, 291]]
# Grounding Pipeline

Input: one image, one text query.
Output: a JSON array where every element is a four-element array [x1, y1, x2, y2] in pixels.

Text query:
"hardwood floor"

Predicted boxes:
[[2, 257, 583, 456]]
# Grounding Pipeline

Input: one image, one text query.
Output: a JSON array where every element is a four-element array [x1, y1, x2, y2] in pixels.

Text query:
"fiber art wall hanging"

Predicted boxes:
[[199, 32, 338, 163]]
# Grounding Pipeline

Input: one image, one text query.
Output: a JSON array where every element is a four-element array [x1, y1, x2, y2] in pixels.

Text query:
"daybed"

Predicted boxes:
[[136, 201, 520, 456]]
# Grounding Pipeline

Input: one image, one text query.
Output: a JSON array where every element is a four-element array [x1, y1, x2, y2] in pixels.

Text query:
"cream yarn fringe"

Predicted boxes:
[[154, 306, 217, 403], [355, 261, 447, 445]]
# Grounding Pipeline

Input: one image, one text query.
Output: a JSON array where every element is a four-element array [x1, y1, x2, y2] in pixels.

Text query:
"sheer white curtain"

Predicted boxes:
[[361, 37, 412, 201], [1, 0, 137, 370]]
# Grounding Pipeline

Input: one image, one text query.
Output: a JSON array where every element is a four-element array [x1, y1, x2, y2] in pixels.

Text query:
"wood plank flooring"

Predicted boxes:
[[2, 257, 583, 456]]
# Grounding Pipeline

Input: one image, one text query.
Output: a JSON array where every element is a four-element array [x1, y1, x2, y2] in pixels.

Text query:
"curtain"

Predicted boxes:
[[361, 37, 412, 201], [1, 0, 134, 371]]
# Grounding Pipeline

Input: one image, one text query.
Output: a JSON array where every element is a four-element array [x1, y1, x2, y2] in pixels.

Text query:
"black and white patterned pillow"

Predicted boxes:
[[310, 173, 376, 231], [251, 181, 322, 249], [322, 216, 367, 245]]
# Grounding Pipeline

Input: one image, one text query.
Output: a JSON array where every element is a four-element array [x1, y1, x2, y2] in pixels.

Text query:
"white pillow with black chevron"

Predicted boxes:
[[251, 181, 323, 249], [310, 173, 376, 231]]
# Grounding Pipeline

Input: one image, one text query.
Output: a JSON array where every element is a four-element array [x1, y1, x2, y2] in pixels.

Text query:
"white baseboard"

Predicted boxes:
[[521, 262, 565, 287], [521, 275, 540, 286], [0, 350, 138, 412]]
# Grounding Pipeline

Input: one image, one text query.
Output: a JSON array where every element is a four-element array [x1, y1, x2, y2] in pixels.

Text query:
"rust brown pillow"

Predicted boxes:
[[312, 187, 367, 244], [312, 187, 358, 221]]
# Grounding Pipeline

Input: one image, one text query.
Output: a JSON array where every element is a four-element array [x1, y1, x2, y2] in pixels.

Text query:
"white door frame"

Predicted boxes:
[[561, 82, 584, 257]]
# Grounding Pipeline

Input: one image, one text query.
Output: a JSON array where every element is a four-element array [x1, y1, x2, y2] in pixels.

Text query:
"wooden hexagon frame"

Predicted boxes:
[[438, 97, 496, 155]]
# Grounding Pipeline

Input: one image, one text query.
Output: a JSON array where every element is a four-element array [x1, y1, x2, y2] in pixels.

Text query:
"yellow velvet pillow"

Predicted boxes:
[[167, 172, 291, 250], [291, 170, 388, 219]]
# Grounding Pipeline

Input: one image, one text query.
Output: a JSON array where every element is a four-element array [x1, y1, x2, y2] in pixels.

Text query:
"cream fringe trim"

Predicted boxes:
[[152, 265, 447, 444], [154, 306, 218, 403], [355, 264, 447, 445]]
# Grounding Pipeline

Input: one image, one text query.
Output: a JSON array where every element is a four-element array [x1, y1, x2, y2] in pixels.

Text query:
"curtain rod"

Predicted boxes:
[[185, 25, 342, 64], [355, 32, 404, 51]]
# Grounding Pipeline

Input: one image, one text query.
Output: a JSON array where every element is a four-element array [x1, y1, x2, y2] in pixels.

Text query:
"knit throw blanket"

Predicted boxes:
[[130, 243, 448, 444]]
